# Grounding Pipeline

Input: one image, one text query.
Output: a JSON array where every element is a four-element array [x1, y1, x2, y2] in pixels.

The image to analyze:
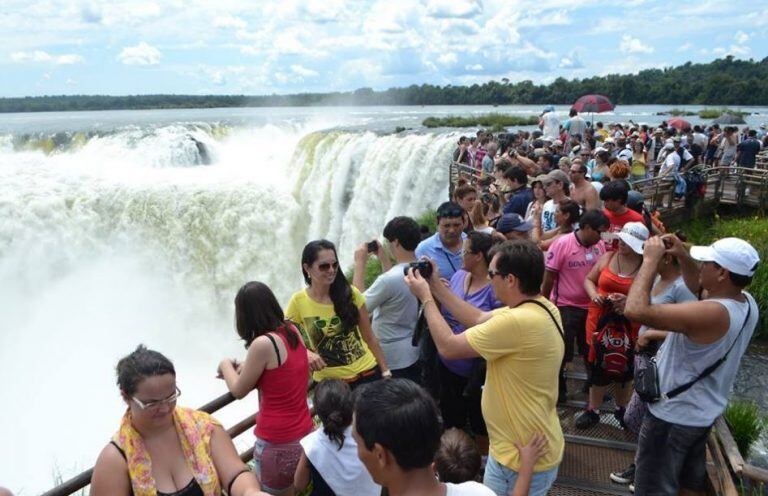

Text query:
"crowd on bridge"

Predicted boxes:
[[24, 108, 765, 496]]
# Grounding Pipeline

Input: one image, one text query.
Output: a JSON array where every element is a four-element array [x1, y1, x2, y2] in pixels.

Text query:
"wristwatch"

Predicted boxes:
[[382, 369, 393, 379]]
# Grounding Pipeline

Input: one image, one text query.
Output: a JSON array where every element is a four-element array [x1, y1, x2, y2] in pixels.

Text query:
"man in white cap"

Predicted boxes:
[[625, 235, 760, 495]]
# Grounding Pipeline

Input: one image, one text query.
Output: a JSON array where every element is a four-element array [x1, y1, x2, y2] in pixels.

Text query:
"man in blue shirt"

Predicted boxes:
[[736, 130, 762, 168], [502, 166, 533, 217], [415, 202, 466, 280]]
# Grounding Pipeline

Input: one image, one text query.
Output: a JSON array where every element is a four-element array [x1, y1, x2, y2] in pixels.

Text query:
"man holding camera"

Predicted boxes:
[[625, 235, 759, 495], [353, 217, 422, 382], [405, 240, 564, 496]]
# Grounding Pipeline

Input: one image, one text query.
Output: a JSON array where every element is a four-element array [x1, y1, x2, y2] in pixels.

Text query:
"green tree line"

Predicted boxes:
[[2, 56, 768, 113]]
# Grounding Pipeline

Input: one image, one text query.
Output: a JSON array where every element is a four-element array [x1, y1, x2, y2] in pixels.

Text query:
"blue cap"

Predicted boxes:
[[496, 213, 533, 234]]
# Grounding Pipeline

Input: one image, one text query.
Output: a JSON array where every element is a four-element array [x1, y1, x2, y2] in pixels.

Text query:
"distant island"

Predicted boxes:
[[1, 56, 767, 113]]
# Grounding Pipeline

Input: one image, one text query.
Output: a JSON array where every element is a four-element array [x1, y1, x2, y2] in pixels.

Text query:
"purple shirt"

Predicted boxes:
[[440, 269, 502, 377]]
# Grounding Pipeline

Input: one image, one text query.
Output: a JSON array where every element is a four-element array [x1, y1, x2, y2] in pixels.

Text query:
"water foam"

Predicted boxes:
[[0, 120, 455, 493]]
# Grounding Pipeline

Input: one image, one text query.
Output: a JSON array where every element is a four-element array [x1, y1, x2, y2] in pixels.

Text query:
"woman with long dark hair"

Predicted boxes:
[[218, 281, 314, 495], [286, 239, 389, 388]]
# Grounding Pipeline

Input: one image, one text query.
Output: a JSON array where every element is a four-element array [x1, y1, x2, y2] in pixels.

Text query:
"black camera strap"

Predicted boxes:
[[519, 299, 565, 342], [663, 302, 751, 400]]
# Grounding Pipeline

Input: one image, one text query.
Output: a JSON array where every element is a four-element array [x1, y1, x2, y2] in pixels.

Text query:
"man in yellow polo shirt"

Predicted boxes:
[[405, 240, 564, 496]]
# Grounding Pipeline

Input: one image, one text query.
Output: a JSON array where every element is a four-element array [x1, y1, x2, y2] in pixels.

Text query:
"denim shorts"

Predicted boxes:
[[483, 453, 558, 496], [253, 437, 304, 494], [634, 413, 711, 495]]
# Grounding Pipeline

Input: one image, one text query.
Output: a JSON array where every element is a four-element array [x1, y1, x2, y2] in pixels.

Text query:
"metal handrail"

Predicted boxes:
[[41, 392, 255, 496]]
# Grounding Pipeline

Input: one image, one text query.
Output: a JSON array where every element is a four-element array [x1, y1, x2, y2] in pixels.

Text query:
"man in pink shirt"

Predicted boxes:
[[541, 209, 610, 403]]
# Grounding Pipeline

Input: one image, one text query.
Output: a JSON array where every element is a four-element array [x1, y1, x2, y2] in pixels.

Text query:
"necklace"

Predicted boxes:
[[616, 254, 641, 278]]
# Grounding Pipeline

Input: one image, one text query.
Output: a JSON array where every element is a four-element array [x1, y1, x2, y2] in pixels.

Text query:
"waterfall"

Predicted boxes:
[[0, 120, 456, 493]]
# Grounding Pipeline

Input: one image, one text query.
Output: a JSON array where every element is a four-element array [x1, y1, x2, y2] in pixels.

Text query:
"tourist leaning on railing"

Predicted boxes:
[[90, 346, 267, 496], [217, 281, 314, 495]]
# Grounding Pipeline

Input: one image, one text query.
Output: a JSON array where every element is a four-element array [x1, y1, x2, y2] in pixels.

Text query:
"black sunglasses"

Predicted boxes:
[[437, 208, 464, 218], [317, 261, 339, 272], [488, 269, 507, 279]]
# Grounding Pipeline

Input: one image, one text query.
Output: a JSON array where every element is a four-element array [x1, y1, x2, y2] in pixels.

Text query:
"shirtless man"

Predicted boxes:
[[568, 160, 600, 211]]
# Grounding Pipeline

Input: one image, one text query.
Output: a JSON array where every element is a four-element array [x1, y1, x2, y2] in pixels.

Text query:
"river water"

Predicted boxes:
[[1, 105, 767, 494]]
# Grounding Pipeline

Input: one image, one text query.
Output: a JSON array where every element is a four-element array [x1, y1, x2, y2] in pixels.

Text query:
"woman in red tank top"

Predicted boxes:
[[576, 222, 647, 431], [218, 281, 313, 494]]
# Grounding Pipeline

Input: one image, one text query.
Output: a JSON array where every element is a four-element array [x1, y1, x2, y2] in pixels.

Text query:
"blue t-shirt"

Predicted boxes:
[[737, 138, 762, 167], [502, 186, 533, 217], [415, 232, 466, 281]]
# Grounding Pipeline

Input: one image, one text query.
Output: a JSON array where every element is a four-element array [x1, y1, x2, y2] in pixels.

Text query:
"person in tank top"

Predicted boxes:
[[218, 281, 314, 495], [91, 346, 265, 496], [625, 235, 760, 495]]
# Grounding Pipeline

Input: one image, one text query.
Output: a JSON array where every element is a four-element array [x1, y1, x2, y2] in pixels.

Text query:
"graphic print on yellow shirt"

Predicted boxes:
[[285, 287, 377, 381]]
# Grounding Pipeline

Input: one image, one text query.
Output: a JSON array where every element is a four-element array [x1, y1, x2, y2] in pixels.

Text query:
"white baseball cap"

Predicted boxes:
[[606, 222, 649, 255], [690, 238, 760, 277]]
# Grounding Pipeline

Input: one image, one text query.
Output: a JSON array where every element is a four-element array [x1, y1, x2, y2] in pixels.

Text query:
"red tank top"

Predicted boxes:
[[254, 325, 313, 443]]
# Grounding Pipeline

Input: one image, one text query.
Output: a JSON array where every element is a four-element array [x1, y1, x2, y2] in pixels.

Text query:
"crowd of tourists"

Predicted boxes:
[[20, 109, 764, 496]]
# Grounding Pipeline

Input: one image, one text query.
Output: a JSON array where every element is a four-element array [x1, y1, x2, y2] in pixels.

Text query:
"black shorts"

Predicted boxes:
[[634, 413, 711, 494], [588, 361, 633, 387], [437, 360, 487, 436], [558, 306, 588, 363]]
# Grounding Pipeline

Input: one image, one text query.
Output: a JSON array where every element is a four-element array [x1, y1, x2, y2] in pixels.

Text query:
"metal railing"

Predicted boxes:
[[42, 392, 254, 496]]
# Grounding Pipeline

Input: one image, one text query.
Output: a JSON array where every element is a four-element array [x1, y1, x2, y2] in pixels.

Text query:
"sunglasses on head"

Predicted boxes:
[[438, 208, 464, 218], [317, 261, 339, 272]]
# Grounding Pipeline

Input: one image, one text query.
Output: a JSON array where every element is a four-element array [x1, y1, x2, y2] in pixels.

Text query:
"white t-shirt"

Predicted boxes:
[[660, 149, 693, 176], [300, 427, 381, 496], [541, 199, 558, 232], [445, 481, 496, 495], [542, 112, 560, 140]]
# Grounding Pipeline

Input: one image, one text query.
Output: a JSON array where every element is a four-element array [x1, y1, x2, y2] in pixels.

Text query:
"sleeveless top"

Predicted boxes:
[[585, 259, 640, 359], [649, 294, 758, 427], [254, 325, 314, 443]]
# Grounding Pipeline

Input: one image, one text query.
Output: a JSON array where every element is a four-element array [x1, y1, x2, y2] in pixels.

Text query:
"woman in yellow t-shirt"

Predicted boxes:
[[630, 140, 647, 182], [286, 239, 390, 387]]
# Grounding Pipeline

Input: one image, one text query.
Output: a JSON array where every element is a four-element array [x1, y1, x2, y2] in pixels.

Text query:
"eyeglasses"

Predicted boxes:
[[488, 269, 507, 279], [317, 261, 339, 272], [132, 387, 181, 410]]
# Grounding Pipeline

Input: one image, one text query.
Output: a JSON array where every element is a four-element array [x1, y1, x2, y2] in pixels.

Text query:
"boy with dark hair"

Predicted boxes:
[[501, 166, 532, 217], [353, 379, 494, 495], [353, 216, 422, 382], [600, 180, 644, 239]]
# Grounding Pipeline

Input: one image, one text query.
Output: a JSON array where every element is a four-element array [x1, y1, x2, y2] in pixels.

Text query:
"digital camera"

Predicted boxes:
[[404, 260, 433, 279]]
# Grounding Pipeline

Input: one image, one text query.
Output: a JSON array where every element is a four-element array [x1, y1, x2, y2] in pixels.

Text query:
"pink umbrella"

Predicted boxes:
[[668, 118, 692, 131], [571, 94, 615, 114]]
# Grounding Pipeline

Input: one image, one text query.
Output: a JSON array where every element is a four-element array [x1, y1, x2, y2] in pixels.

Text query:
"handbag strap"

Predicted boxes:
[[519, 299, 565, 342], [664, 302, 751, 400]]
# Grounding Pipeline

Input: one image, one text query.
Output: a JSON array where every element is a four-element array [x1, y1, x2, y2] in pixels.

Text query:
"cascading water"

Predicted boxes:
[[0, 118, 457, 493]]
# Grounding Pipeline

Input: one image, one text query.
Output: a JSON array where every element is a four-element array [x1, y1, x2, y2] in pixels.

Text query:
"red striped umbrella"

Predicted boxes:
[[668, 118, 692, 130], [571, 94, 614, 113]]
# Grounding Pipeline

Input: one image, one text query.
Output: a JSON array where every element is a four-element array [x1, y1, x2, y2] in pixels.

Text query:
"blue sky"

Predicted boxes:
[[2, 0, 767, 97]]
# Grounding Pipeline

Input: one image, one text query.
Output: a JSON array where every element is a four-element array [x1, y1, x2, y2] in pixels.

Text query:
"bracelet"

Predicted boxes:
[[382, 369, 393, 378], [422, 298, 435, 307]]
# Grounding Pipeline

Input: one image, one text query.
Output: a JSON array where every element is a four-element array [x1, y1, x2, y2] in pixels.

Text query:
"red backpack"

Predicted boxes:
[[593, 311, 634, 379]]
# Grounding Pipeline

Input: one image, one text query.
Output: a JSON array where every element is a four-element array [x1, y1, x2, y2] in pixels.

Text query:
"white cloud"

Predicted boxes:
[[713, 44, 750, 57], [676, 42, 693, 52], [438, 52, 458, 65], [426, 0, 482, 19], [619, 35, 654, 54], [558, 50, 584, 69], [290, 64, 319, 77], [214, 16, 247, 30], [465, 63, 483, 71], [734, 31, 749, 44], [10, 50, 84, 65], [117, 42, 162, 65], [66, 78, 76, 85]]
